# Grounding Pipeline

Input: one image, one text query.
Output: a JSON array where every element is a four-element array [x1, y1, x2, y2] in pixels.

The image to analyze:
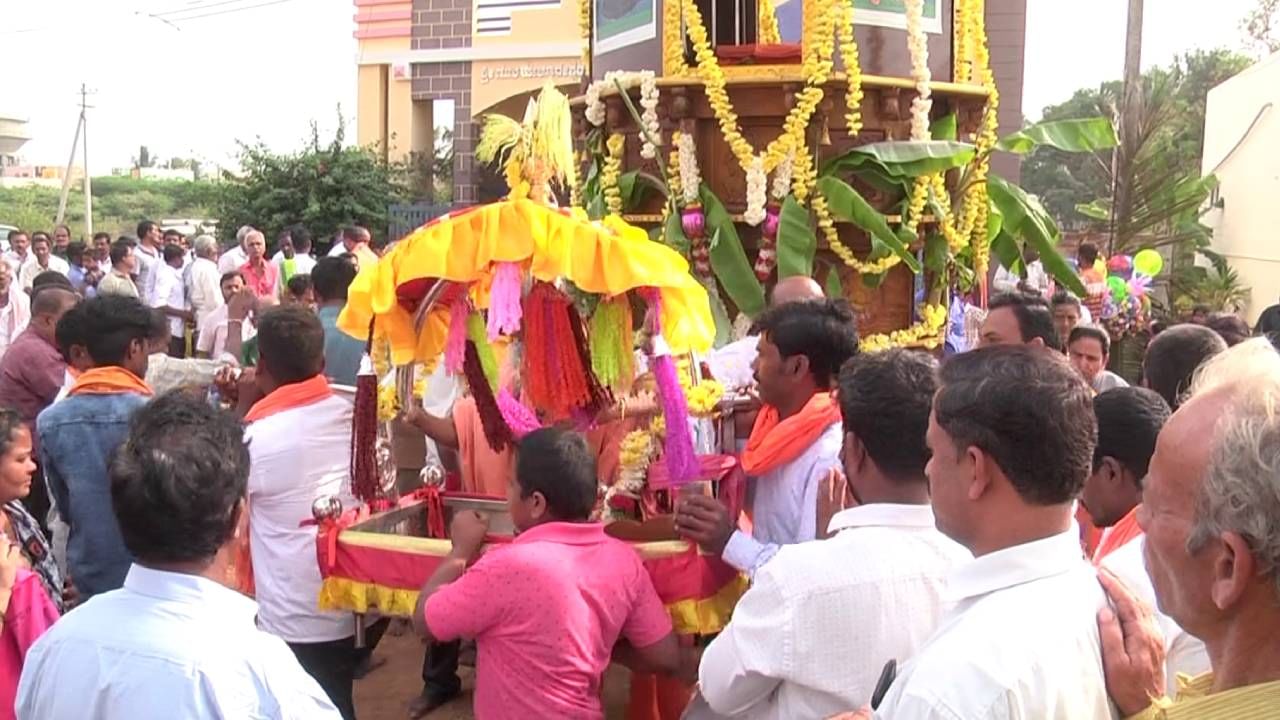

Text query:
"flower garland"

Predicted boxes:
[[834, 0, 864, 137], [602, 133, 625, 216], [757, 0, 781, 45], [905, 0, 932, 142], [675, 130, 701, 206], [744, 155, 767, 226], [956, 0, 999, 278], [680, 0, 834, 177], [585, 71, 661, 160], [604, 415, 665, 522], [860, 302, 948, 352], [578, 0, 591, 73], [814, 190, 902, 275]]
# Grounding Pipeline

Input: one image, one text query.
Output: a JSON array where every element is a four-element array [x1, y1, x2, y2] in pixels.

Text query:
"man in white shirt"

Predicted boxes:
[[695, 349, 970, 720], [151, 244, 192, 358], [236, 305, 366, 720], [17, 392, 340, 719], [196, 271, 256, 360], [873, 346, 1116, 719], [0, 262, 31, 361], [17, 232, 71, 291], [992, 247, 1050, 297], [675, 299, 860, 577], [188, 234, 225, 329], [3, 229, 32, 275], [219, 225, 254, 274], [1068, 325, 1129, 393], [133, 220, 164, 305], [704, 276, 824, 392]]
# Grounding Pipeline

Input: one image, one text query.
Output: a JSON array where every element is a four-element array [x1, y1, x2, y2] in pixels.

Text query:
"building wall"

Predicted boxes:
[[987, 0, 1026, 183], [1201, 52, 1280, 324]]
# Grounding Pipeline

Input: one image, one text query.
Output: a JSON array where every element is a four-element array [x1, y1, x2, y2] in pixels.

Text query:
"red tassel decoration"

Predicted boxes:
[[565, 300, 612, 419], [464, 340, 513, 452], [350, 324, 381, 503]]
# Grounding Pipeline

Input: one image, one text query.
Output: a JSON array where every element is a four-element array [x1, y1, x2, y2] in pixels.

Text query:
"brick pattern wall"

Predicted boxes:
[[412, 0, 478, 205], [986, 0, 1026, 183]]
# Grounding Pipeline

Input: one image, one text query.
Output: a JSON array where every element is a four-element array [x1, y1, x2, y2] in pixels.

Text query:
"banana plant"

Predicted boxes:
[[780, 116, 1119, 297]]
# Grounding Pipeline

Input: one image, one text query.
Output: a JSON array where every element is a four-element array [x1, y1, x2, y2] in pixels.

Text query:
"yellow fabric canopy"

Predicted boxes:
[[338, 199, 715, 366]]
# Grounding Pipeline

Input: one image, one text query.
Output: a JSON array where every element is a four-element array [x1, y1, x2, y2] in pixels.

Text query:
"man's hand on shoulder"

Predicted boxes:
[[674, 493, 733, 555], [1097, 568, 1166, 716]]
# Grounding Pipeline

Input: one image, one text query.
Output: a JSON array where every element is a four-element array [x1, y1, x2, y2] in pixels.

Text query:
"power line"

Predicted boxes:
[[149, 0, 264, 17], [163, 0, 299, 23]]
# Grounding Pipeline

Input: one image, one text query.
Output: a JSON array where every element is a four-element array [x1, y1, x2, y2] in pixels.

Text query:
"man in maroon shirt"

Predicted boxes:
[[0, 286, 78, 523]]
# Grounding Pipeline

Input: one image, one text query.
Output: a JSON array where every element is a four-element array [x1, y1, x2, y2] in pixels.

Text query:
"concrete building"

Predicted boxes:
[[1201, 51, 1280, 325], [0, 115, 32, 169]]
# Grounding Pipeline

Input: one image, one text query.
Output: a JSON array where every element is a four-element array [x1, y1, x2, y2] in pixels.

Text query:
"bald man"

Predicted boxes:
[[704, 276, 826, 390]]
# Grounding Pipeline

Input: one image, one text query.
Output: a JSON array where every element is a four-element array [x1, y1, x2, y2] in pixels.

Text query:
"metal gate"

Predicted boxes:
[[387, 202, 451, 243]]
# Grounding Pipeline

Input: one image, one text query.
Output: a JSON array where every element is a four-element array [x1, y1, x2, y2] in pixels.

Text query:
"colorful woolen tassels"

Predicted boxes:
[[465, 313, 499, 390], [589, 295, 634, 394], [487, 261, 524, 340], [463, 341, 513, 452], [444, 297, 470, 374], [521, 282, 609, 421], [642, 291, 699, 483], [497, 388, 542, 438]]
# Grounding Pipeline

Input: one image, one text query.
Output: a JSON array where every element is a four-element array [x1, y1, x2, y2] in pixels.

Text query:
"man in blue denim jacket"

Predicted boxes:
[[37, 296, 154, 599]]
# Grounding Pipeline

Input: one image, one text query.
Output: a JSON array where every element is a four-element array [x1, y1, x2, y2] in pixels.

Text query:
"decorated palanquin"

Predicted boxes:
[[318, 87, 753, 638]]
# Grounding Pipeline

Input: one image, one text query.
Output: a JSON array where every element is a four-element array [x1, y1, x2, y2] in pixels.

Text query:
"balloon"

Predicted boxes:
[[1133, 249, 1164, 278], [1107, 255, 1134, 280], [1107, 275, 1129, 301]]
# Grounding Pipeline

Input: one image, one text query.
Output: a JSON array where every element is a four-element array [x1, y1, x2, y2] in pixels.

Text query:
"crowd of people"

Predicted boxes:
[[0, 219, 1274, 720]]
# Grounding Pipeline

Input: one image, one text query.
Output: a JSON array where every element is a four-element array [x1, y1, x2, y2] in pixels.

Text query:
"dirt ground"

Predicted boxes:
[[353, 627, 632, 719]]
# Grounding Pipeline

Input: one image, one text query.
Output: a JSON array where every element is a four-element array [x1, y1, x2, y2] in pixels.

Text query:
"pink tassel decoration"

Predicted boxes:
[[643, 290, 699, 484], [444, 298, 470, 374], [497, 388, 542, 439], [487, 262, 524, 340]]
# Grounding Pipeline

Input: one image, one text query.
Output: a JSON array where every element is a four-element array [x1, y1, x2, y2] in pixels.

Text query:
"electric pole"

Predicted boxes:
[[55, 84, 94, 237], [1112, 0, 1143, 253]]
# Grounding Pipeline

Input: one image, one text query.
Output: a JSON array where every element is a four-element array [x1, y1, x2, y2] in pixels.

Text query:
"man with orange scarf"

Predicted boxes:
[[37, 296, 154, 600], [1083, 386, 1208, 689], [676, 299, 859, 576], [234, 306, 371, 720]]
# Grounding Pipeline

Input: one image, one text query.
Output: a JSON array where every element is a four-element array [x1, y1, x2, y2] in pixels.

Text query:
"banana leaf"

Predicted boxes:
[[819, 152, 910, 198], [776, 195, 816, 278], [816, 176, 922, 273], [824, 262, 844, 298], [996, 118, 1118, 155], [990, 230, 1023, 276], [931, 113, 958, 141], [837, 140, 976, 177], [700, 184, 766, 317], [923, 232, 948, 273], [662, 209, 691, 254], [618, 171, 666, 212], [1075, 200, 1111, 221], [701, 276, 733, 348], [987, 176, 1085, 296]]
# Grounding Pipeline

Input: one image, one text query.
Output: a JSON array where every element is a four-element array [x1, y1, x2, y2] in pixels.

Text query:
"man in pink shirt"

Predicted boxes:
[[412, 427, 678, 719]]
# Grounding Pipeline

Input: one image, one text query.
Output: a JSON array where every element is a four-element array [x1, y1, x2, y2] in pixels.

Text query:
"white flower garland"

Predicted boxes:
[[676, 130, 701, 206], [586, 71, 661, 160], [744, 154, 768, 226], [905, 0, 932, 141], [771, 150, 794, 202]]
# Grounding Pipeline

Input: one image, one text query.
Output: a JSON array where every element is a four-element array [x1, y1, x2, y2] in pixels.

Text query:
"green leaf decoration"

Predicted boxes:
[[923, 232, 949, 273], [996, 118, 1119, 155], [776, 194, 816, 278], [701, 276, 733, 348], [816, 176, 922, 273], [700, 184, 766, 317], [663, 209, 691, 254], [931, 113, 958, 141], [617, 171, 666, 212], [987, 176, 1085, 296], [824, 263, 844, 298], [840, 140, 976, 177]]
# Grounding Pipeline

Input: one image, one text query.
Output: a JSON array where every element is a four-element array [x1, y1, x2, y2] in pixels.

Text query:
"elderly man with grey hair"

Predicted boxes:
[[187, 234, 225, 333], [1097, 337, 1280, 718], [218, 225, 255, 274]]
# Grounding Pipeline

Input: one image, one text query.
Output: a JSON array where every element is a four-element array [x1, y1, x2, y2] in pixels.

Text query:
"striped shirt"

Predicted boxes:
[[1129, 673, 1280, 719]]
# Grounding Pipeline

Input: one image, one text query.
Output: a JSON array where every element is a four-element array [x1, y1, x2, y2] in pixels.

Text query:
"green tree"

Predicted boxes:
[[214, 116, 410, 247], [1020, 48, 1252, 227]]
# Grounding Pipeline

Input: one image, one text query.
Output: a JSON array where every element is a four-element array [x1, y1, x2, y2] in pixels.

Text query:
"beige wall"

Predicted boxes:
[[1201, 52, 1280, 324]]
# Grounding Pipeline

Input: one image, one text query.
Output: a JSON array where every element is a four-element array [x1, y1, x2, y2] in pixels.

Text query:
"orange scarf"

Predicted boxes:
[[1092, 505, 1144, 564], [742, 392, 841, 476], [68, 366, 154, 397], [244, 374, 333, 423]]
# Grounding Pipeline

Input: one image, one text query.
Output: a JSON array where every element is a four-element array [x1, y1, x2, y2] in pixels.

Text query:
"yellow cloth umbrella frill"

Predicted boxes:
[[338, 199, 716, 366]]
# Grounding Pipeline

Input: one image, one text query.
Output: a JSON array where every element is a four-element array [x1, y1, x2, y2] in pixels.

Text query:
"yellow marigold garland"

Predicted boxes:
[[578, 0, 591, 73], [957, 0, 998, 278], [680, 0, 834, 176], [834, 0, 864, 136], [757, 0, 781, 45], [860, 303, 948, 352], [602, 133, 625, 216]]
